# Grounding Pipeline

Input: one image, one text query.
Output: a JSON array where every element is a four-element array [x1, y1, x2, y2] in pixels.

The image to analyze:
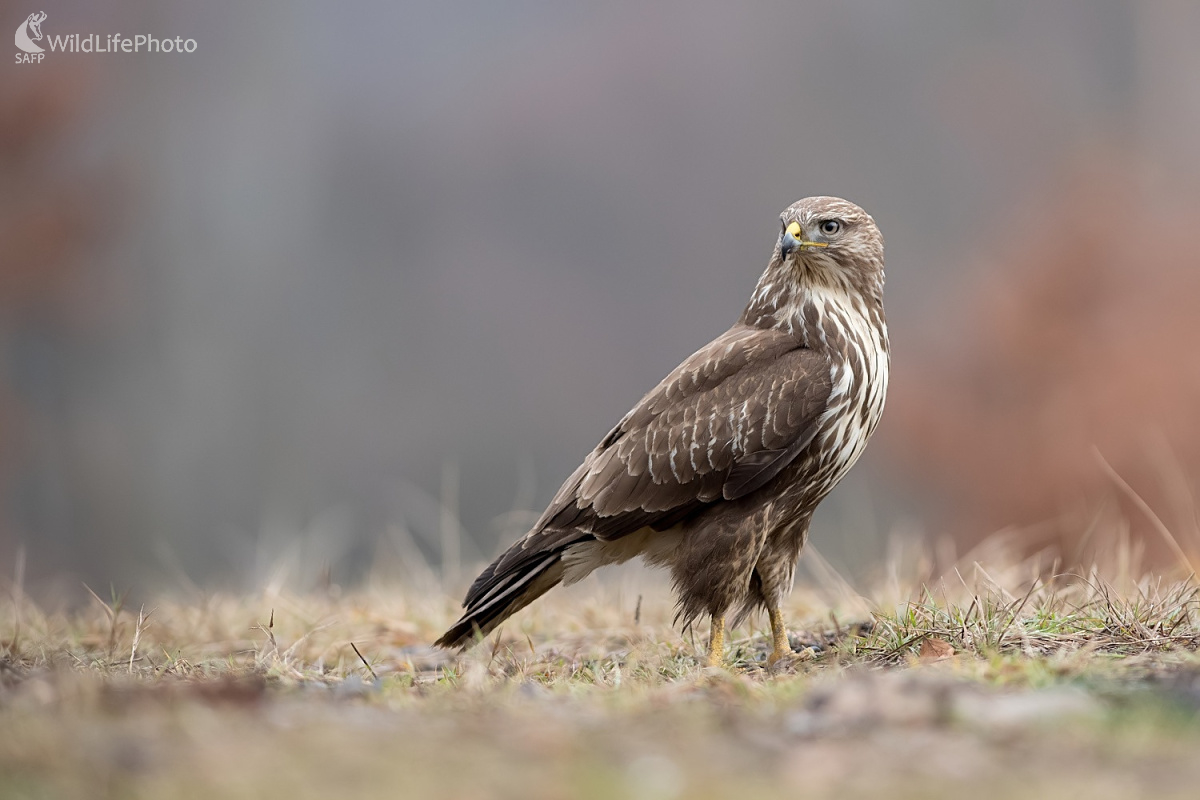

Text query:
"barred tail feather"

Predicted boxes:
[[435, 544, 576, 649]]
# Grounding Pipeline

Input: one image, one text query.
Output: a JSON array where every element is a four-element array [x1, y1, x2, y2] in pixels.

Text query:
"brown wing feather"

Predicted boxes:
[[495, 325, 832, 573]]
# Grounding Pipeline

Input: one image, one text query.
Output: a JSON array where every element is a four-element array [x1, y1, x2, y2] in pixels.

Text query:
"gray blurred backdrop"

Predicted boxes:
[[4, 1, 1200, 596]]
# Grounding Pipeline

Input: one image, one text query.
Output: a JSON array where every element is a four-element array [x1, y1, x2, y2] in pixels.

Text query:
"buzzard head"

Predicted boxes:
[[776, 197, 884, 291]]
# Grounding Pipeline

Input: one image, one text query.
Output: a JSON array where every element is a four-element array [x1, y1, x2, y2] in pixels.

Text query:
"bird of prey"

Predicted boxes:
[[436, 196, 889, 666]]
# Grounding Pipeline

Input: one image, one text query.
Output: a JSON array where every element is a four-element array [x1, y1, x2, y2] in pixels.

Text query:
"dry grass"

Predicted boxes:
[[3, 538, 1200, 799]]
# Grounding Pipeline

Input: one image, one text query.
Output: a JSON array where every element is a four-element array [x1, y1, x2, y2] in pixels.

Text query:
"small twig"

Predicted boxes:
[[282, 620, 335, 660], [129, 605, 153, 674], [6, 545, 24, 656], [82, 583, 113, 620], [1094, 447, 1195, 575], [252, 609, 279, 661], [83, 583, 128, 661], [634, 594, 643, 625], [488, 628, 504, 669], [350, 642, 378, 681], [996, 578, 1040, 647], [960, 595, 978, 646]]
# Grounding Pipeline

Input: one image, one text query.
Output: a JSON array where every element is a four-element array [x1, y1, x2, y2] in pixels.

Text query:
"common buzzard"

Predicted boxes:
[[437, 196, 889, 666]]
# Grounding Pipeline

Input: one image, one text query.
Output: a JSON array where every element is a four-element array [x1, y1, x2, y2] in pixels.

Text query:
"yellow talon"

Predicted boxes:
[[767, 607, 791, 667], [706, 616, 726, 667]]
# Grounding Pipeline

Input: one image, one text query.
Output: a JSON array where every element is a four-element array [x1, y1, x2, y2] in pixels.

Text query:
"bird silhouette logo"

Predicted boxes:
[[15, 11, 47, 54]]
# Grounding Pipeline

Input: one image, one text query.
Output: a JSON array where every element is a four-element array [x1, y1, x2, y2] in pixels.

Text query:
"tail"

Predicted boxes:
[[435, 539, 581, 649]]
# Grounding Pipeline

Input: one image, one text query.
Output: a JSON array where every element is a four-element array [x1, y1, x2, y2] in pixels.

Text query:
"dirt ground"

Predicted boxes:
[[3, 553, 1200, 799]]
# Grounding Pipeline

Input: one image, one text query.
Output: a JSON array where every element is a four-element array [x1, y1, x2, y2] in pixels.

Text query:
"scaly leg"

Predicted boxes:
[[767, 606, 791, 667], [706, 615, 726, 667]]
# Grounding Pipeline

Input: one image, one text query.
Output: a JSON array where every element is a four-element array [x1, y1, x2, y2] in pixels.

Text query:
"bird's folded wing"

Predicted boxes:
[[497, 325, 832, 570]]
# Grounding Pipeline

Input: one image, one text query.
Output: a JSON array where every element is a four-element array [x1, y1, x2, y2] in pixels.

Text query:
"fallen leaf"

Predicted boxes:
[[919, 637, 955, 661]]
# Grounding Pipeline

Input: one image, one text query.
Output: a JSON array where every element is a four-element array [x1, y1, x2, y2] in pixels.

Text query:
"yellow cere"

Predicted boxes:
[[786, 220, 828, 249]]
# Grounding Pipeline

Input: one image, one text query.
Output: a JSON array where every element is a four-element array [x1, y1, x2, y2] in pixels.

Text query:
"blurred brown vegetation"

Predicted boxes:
[[0, 70, 107, 570], [884, 161, 1200, 569], [4, 4, 1199, 589], [0, 72, 99, 310]]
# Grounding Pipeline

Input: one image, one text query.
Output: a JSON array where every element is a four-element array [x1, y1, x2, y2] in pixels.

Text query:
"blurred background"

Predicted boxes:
[[4, 1, 1200, 599]]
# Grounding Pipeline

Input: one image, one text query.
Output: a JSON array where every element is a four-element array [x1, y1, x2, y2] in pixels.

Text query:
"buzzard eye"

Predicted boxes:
[[819, 219, 842, 235]]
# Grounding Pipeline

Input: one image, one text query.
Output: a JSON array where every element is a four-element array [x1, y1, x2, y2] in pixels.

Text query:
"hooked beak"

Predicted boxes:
[[780, 221, 828, 259]]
